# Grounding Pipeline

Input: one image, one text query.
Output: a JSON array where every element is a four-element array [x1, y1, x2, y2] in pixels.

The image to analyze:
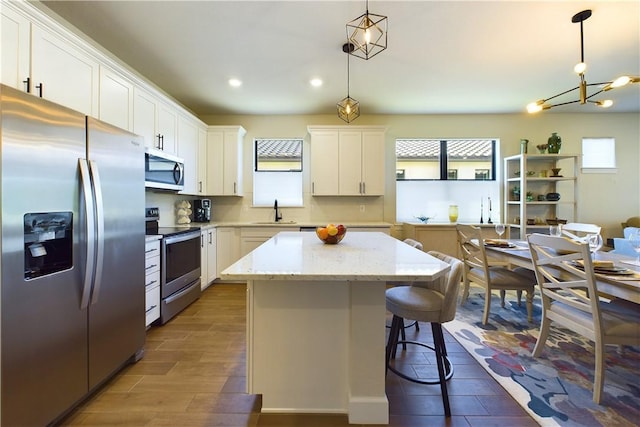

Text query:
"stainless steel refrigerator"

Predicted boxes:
[[0, 84, 146, 426]]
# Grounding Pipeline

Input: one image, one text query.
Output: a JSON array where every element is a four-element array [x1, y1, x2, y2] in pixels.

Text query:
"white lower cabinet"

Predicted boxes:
[[144, 239, 161, 327], [200, 228, 217, 290], [240, 227, 298, 257], [216, 227, 240, 279]]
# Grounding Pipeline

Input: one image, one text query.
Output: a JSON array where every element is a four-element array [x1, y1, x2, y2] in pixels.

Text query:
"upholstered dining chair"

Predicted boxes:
[[385, 251, 463, 417], [527, 233, 640, 403], [456, 224, 536, 324]]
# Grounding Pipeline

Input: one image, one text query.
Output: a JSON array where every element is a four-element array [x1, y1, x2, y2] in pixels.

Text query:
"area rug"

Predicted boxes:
[[443, 288, 640, 427]]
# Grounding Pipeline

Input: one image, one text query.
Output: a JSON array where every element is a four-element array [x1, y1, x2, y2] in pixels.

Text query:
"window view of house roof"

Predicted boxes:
[[396, 139, 493, 160], [256, 139, 302, 160]]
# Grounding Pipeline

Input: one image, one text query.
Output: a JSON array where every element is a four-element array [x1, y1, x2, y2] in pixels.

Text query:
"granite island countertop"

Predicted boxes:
[[221, 231, 449, 282]]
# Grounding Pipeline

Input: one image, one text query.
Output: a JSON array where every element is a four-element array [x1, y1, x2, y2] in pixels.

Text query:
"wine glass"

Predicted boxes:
[[629, 229, 640, 265], [495, 223, 505, 239], [587, 234, 603, 254]]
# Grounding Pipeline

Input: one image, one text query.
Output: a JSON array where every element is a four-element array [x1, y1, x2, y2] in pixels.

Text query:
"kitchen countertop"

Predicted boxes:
[[166, 221, 393, 230], [221, 231, 449, 281]]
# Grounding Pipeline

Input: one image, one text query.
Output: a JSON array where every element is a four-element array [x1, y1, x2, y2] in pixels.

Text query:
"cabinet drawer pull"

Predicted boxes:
[[146, 279, 158, 287], [145, 263, 157, 271], [145, 247, 158, 254], [145, 304, 157, 314]]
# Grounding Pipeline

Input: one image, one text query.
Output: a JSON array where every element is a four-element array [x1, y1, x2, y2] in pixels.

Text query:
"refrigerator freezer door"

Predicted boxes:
[[86, 117, 145, 389], [1, 85, 89, 425]]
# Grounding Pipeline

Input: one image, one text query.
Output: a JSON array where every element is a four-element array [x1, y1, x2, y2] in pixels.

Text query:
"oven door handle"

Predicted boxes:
[[163, 230, 200, 245]]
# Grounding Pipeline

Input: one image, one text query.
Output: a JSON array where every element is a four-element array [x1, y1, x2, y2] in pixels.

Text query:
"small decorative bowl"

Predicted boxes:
[[546, 218, 567, 225], [415, 216, 432, 224], [316, 224, 347, 244]]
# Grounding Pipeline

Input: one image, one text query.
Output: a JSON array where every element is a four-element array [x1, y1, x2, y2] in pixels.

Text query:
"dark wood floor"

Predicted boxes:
[[60, 283, 539, 427]]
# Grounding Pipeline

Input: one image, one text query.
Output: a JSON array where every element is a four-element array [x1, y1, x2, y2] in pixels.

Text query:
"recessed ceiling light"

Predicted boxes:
[[228, 78, 242, 87], [310, 78, 323, 87]]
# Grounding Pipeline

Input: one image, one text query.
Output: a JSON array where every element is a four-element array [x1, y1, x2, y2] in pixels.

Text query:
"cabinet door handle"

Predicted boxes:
[[208, 231, 212, 244], [156, 134, 162, 149], [23, 77, 30, 93], [201, 234, 205, 248], [35, 83, 43, 98], [362, 182, 366, 194], [199, 181, 202, 193], [312, 182, 315, 194], [233, 182, 237, 194]]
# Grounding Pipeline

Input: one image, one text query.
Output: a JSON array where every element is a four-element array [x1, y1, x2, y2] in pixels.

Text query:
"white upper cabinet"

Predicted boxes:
[[31, 24, 99, 116], [157, 101, 177, 155], [309, 126, 386, 196], [98, 65, 134, 131], [1, 5, 30, 91], [177, 115, 199, 195], [309, 130, 340, 195], [206, 126, 246, 196], [197, 126, 208, 195], [133, 87, 178, 155]]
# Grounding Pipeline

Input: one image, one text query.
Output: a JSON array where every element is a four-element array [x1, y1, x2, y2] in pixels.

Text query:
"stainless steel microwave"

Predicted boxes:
[[144, 148, 185, 191]]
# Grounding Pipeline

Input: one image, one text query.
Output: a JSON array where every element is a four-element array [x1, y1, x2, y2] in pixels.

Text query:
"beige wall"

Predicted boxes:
[[193, 112, 639, 240]]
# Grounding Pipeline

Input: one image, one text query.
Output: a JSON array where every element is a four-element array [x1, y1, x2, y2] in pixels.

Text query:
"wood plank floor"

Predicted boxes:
[[60, 283, 539, 427]]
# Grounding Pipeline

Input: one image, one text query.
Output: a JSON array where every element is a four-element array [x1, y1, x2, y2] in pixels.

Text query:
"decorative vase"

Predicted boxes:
[[547, 132, 562, 154], [520, 139, 528, 154], [448, 205, 459, 223]]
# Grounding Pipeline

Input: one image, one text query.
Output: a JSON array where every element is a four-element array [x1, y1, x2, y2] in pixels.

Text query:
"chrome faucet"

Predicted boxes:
[[274, 199, 282, 222]]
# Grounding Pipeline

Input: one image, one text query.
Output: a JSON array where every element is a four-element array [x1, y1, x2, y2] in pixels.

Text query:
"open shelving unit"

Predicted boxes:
[[503, 153, 578, 239]]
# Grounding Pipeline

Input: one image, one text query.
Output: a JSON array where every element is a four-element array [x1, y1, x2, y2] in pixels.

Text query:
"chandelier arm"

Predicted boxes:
[[543, 85, 581, 103], [548, 99, 580, 108]]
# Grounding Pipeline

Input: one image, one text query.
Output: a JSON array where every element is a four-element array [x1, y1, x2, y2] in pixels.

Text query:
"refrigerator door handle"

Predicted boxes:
[[79, 159, 96, 310], [89, 160, 105, 305]]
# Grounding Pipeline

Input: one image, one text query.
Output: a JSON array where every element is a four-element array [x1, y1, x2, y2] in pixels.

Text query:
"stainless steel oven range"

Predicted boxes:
[[145, 208, 201, 324]]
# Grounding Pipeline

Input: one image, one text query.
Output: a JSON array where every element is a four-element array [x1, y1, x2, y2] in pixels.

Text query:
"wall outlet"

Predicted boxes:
[[359, 205, 365, 213]]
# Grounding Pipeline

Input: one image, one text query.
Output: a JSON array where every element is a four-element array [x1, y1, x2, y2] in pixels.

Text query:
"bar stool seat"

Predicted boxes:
[[385, 251, 463, 417]]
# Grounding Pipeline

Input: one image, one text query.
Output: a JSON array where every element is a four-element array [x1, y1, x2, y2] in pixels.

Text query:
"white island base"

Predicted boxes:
[[248, 279, 388, 424], [223, 232, 450, 425]]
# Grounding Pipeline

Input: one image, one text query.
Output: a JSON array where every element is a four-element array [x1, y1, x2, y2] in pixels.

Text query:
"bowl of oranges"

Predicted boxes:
[[316, 223, 347, 244]]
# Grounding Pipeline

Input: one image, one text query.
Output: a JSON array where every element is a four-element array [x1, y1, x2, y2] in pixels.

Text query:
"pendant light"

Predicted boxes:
[[337, 43, 360, 123], [346, 0, 388, 60], [527, 9, 639, 113]]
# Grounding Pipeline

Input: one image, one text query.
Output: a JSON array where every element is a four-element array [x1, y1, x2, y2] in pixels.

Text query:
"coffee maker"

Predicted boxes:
[[192, 199, 211, 223]]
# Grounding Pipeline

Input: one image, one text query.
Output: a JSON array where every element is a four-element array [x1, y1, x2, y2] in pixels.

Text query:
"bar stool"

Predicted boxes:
[[385, 251, 463, 417]]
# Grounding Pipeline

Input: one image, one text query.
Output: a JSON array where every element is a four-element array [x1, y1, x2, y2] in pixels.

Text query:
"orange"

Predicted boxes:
[[317, 227, 329, 240]]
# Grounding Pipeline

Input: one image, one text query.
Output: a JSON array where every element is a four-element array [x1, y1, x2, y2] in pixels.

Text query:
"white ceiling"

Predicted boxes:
[[40, 1, 640, 117]]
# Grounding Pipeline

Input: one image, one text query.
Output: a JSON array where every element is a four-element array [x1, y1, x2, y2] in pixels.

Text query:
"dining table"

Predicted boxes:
[[484, 239, 640, 304]]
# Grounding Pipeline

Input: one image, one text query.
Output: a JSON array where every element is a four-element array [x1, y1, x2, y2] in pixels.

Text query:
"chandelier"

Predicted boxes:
[[346, 0, 388, 60], [337, 43, 360, 123], [527, 9, 639, 113]]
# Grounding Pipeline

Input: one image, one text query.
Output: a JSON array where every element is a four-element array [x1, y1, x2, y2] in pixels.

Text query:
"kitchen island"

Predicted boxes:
[[221, 231, 450, 424]]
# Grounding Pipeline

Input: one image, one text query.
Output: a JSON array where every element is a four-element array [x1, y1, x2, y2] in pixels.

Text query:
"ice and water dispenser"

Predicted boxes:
[[24, 212, 73, 280]]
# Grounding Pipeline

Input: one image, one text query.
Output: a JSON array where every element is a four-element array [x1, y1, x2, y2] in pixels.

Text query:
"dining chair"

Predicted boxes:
[[456, 224, 536, 324], [527, 233, 640, 403], [612, 227, 640, 258], [385, 250, 463, 417], [561, 222, 602, 242]]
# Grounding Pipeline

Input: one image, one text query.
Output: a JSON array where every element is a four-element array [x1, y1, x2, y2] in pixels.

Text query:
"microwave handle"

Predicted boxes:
[[173, 162, 184, 185]]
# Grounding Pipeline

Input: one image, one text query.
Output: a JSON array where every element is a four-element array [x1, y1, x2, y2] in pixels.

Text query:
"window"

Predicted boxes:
[[396, 139, 496, 180], [253, 139, 303, 206], [582, 137, 616, 172], [395, 138, 500, 223]]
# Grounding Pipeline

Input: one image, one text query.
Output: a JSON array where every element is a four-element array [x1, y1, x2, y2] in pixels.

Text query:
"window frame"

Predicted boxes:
[[396, 139, 497, 181]]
